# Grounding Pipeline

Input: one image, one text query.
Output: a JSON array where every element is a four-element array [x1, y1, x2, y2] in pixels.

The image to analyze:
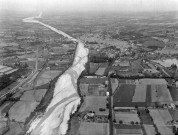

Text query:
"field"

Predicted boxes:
[[114, 124, 142, 134], [77, 122, 109, 135], [113, 83, 152, 107], [68, 117, 81, 135], [114, 111, 140, 124], [151, 84, 173, 103], [116, 129, 142, 134], [138, 79, 167, 85], [111, 78, 118, 94], [151, 85, 157, 102], [158, 109, 173, 124], [80, 78, 107, 84], [9, 101, 39, 122], [20, 89, 47, 102], [169, 86, 178, 101], [139, 109, 153, 125], [79, 84, 89, 96], [89, 63, 102, 74], [35, 70, 62, 87], [0, 101, 15, 115], [143, 125, 156, 135], [88, 84, 107, 96], [149, 109, 165, 125], [4, 122, 24, 135], [113, 84, 135, 103], [168, 110, 178, 121], [156, 85, 173, 102], [95, 63, 108, 76], [0, 121, 8, 135], [149, 109, 172, 125], [157, 126, 174, 135], [132, 84, 147, 102], [79, 96, 108, 115], [118, 79, 136, 84]]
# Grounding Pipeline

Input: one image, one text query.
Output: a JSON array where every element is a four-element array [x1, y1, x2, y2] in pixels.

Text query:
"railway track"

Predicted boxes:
[[0, 71, 38, 102]]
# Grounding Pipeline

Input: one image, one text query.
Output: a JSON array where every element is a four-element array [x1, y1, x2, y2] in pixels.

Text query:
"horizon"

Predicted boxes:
[[0, 0, 178, 13]]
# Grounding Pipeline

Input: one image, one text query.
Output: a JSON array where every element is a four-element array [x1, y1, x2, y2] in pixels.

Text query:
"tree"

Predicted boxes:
[[119, 120, 123, 124], [171, 64, 177, 70]]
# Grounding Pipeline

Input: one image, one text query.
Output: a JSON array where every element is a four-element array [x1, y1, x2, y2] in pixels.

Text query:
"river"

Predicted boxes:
[[23, 13, 89, 135]]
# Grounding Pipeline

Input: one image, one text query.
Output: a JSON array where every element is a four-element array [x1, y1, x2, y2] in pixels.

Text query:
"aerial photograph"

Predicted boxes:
[[0, 0, 178, 135]]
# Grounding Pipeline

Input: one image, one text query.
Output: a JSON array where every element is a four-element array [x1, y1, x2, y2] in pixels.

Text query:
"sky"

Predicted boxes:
[[0, 0, 178, 12]]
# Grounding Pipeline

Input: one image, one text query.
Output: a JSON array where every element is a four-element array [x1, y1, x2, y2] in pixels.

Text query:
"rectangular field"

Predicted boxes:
[[169, 87, 178, 101], [79, 96, 108, 115], [113, 84, 135, 103], [158, 109, 172, 124], [145, 85, 152, 106], [157, 126, 174, 135], [149, 109, 165, 125], [151, 84, 157, 102], [114, 111, 140, 124], [132, 84, 147, 102], [143, 125, 156, 135], [113, 84, 152, 107], [156, 85, 173, 102], [77, 122, 109, 135], [139, 109, 153, 125], [168, 110, 178, 121]]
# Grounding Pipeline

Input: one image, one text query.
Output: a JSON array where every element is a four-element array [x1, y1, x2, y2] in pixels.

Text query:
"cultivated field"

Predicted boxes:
[[9, 101, 39, 122], [5, 122, 24, 135], [149, 109, 165, 125], [77, 122, 109, 135], [157, 126, 174, 135], [151, 84, 157, 102], [143, 125, 156, 135], [168, 110, 178, 121], [79, 84, 89, 96], [113, 84, 135, 103], [89, 63, 102, 74], [139, 109, 153, 125], [95, 66, 107, 76], [114, 111, 140, 124], [158, 109, 173, 124], [132, 84, 147, 102], [116, 129, 142, 134], [79, 96, 108, 115], [169, 87, 178, 101], [156, 85, 173, 102], [139, 79, 167, 85], [35, 70, 62, 86]]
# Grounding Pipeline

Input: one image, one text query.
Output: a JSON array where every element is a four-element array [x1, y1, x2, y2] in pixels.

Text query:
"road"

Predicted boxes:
[[108, 76, 114, 135]]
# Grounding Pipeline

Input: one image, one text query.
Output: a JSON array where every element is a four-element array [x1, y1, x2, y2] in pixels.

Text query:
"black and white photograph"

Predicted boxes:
[[0, 0, 178, 135]]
